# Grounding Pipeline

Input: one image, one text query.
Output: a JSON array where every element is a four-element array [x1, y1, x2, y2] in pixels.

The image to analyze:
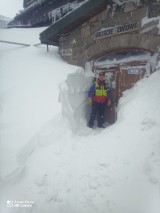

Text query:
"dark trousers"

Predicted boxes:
[[88, 102, 106, 128]]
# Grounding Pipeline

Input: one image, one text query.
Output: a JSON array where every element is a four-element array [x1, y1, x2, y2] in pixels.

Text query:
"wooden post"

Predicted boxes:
[[47, 45, 49, 52]]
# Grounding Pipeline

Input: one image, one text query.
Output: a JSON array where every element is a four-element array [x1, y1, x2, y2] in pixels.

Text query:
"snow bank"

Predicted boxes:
[[59, 68, 94, 133], [0, 27, 79, 179], [0, 28, 160, 213]]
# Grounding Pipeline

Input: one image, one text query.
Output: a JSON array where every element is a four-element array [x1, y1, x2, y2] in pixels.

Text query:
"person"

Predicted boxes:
[[87, 71, 112, 128]]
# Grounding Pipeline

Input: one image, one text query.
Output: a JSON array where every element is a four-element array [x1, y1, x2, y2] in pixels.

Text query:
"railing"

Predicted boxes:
[[0, 40, 31, 46]]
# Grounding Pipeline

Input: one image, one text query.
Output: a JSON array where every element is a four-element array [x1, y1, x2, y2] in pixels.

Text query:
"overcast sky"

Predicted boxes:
[[0, 0, 23, 18]]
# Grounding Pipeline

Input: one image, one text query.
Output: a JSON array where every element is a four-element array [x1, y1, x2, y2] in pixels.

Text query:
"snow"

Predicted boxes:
[[0, 27, 160, 213], [113, 0, 140, 6], [0, 15, 11, 29], [141, 16, 160, 35], [0, 15, 11, 22], [48, 0, 88, 25]]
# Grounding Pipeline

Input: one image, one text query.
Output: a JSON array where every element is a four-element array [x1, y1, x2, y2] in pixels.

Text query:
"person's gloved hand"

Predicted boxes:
[[88, 99, 92, 106], [108, 100, 112, 107]]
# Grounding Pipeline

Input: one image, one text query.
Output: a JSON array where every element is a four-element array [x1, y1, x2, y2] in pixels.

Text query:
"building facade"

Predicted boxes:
[[59, 0, 160, 68], [40, 0, 160, 66], [40, 0, 160, 123]]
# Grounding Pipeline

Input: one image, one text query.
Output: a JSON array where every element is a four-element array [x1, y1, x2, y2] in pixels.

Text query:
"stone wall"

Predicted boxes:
[[59, 1, 160, 67]]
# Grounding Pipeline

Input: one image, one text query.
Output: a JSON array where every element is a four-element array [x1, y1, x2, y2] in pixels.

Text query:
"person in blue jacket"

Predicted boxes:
[[88, 71, 112, 128]]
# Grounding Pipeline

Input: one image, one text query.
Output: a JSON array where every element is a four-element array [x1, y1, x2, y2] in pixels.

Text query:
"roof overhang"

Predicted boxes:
[[14, 0, 48, 19], [39, 0, 107, 45]]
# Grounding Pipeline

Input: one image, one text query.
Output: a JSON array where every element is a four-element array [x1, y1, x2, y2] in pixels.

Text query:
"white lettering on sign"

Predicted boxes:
[[127, 68, 139, 75], [94, 22, 141, 39]]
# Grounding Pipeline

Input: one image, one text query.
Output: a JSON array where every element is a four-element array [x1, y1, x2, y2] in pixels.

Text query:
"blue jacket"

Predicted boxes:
[[88, 81, 112, 101]]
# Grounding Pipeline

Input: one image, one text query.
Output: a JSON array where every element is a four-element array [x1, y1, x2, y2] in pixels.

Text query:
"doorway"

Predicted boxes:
[[92, 49, 152, 124]]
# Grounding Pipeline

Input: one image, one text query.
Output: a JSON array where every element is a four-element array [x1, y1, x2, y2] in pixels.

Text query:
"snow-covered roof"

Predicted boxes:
[[40, 0, 106, 45], [112, 0, 140, 6]]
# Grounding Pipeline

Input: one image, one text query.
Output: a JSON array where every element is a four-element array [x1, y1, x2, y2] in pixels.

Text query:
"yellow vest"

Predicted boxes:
[[94, 81, 107, 97]]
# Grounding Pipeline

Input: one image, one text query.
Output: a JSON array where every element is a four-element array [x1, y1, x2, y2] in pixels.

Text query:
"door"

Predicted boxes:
[[104, 66, 120, 125]]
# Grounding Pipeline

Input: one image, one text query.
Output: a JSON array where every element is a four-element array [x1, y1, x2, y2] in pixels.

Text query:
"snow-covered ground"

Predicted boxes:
[[0, 28, 160, 213]]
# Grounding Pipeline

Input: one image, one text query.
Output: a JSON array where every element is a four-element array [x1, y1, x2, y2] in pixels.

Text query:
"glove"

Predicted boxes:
[[108, 100, 112, 107], [88, 99, 92, 106]]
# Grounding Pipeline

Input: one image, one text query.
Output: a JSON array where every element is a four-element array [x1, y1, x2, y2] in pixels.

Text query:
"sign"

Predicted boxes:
[[60, 48, 72, 56], [127, 67, 140, 75], [94, 22, 141, 40]]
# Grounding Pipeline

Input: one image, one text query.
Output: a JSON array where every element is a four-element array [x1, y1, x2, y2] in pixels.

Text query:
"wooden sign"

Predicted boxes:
[[94, 22, 141, 40]]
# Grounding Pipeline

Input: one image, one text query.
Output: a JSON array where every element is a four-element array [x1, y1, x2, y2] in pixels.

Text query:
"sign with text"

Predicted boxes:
[[94, 22, 141, 40], [127, 67, 140, 75]]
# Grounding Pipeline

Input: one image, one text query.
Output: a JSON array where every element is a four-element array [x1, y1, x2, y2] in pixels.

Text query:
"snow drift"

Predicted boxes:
[[0, 27, 160, 213]]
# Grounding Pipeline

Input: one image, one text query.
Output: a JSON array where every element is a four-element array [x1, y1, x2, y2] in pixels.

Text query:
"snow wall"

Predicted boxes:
[[59, 67, 94, 133], [58, 52, 158, 134]]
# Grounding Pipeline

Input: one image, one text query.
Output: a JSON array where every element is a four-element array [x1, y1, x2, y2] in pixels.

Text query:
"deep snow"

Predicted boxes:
[[0, 28, 160, 213]]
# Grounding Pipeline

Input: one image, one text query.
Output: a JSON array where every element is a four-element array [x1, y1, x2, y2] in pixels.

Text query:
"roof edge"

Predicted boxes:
[[40, 0, 107, 45]]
